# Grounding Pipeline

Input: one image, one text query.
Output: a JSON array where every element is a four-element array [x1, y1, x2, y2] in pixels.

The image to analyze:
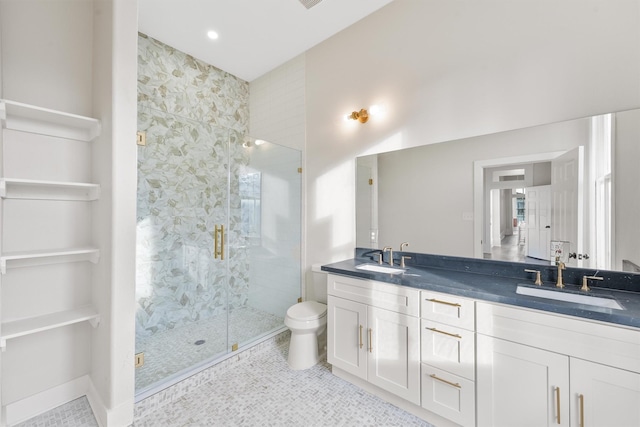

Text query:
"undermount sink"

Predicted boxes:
[[355, 264, 405, 274], [516, 285, 624, 310]]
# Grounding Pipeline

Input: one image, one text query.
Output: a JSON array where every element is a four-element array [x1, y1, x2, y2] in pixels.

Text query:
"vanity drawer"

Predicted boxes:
[[421, 319, 475, 380], [327, 274, 420, 316], [420, 290, 475, 331], [421, 363, 475, 427]]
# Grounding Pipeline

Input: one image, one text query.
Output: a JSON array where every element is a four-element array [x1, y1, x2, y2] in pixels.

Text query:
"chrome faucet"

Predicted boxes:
[[382, 246, 393, 266]]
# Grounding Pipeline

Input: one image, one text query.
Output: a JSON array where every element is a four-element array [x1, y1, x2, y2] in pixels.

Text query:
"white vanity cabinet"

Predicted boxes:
[[476, 302, 640, 427], [569, 359, 640, 427], [476, 335, 570, 427], [420, 290, 476, 427], [327, 274, 421, 405]]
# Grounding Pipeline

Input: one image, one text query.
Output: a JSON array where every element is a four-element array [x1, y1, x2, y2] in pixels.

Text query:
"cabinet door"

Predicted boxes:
[[367, 306, 421, 405], [477, 335, 569, 427], [327, 296, 367, 379], [570, 358, 640, 427]]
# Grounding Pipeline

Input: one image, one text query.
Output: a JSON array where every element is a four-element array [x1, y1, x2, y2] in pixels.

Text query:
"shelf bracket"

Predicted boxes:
[[89, 316, 100, 328], [0, 100, 6, 122]]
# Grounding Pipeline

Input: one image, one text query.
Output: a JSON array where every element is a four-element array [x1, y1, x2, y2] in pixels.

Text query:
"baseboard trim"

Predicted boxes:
[[87, 383, 133, 427], [4, 375, 91, 426]]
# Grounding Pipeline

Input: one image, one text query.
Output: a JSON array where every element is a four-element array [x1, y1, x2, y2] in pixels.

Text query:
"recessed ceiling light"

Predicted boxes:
[[207, 30, 219, 40]]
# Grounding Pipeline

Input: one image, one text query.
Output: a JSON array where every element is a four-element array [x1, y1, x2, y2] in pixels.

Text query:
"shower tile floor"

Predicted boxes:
[[19, 336, 433, 427], [136, 306, 285, 391]]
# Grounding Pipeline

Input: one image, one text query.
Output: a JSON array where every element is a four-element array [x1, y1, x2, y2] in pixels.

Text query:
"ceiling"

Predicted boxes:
[[138, 0, 393, 82]]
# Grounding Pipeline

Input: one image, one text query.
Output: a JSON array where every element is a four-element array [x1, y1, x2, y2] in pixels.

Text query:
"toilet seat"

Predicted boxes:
[[286, 301, 327, 321]]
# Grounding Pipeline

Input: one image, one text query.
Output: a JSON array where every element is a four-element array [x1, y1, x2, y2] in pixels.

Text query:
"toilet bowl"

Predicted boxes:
[[284, 301, 327, 370]]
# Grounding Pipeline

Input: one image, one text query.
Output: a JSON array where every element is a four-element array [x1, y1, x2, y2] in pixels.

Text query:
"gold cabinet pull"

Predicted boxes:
[[427, 298, 461, 308], [429, 373, 461, 388], [359, 325, 363, 349], [214, 225, 225, 260], [579, 394, 585, 427], [555, 386, 561, 424], [368, 328, 373, 353], [426, 327, 462, 339]]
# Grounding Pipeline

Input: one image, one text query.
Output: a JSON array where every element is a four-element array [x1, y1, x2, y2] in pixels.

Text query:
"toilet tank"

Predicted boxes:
[[307, 264, 328, 304]]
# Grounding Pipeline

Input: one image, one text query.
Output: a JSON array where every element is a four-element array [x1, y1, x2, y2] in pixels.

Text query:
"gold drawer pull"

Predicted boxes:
[[426, 327, 462, 339], [579, 394, 585, 427], [359, 325, 363, 349], [555, 386, 561, 424], [429, 373, 461, 388], [427, 298, 461, 307], [368, 328, 373, 353]]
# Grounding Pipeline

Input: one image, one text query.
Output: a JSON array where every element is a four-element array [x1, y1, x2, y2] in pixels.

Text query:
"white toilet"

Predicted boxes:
[[284, 265, 328, 370]]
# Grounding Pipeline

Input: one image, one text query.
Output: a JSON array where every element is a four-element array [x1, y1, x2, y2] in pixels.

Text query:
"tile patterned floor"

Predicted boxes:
[[136, 306, 284, 391], [132, 341, 432, 427], [18, 336, 433, 427], [14, 397, 98, 427]]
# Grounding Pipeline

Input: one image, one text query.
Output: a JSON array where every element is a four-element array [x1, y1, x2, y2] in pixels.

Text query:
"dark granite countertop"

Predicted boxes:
[[321, 249, 640, 329]]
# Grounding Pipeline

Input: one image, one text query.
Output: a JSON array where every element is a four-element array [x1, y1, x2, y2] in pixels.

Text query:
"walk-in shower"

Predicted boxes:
[[134, 105, 301, 395]]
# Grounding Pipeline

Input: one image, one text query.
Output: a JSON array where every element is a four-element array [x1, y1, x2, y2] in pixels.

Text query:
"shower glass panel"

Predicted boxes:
[[135, 108, 301, 396], [228, 137, 302, 348]]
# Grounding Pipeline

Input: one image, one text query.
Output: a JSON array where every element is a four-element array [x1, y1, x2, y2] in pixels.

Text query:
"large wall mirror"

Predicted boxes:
[[356, 108, 640, 273]]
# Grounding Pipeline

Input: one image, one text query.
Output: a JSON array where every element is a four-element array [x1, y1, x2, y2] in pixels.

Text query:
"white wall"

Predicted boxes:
[[249, 54, 306, 152], [615, 109, 640, 270], [0, 0, 94, 115], [304, 0, 640, 289], [90, 0, 137, 425]]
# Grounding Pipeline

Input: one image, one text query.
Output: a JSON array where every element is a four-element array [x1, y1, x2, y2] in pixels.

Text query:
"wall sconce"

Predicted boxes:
[[345, 105, 386, 124], [347, 108, 369, 123]]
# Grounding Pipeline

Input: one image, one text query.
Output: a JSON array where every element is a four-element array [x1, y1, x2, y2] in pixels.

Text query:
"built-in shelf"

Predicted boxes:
[[0, 178, 100, 201], [0, 99, 101, 142], [0, 305, 99, 350], [0, 247, 100, 274]]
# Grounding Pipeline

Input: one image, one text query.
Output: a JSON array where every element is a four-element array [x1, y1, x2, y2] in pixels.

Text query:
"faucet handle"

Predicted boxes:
[[524, 269, 543, 286], [400, 256, 411, 268], [581, 275, 603, 292], [382, 246, 393, 266], [374, 253, 383, 265]]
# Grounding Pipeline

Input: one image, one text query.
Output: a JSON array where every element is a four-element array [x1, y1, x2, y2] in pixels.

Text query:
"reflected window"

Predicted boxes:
[[240, 170, 262, 246], [591, 114, 613, 270]]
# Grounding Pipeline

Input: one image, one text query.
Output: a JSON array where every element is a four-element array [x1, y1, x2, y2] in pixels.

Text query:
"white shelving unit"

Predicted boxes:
[[0, 178, 100, 201], [0, 247, 100, 274], [0, 99, 101, 142], [0, 306, 100, 351], [0, 99, 101, 366]]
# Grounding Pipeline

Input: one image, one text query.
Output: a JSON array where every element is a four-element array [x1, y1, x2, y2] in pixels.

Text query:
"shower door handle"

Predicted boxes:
[[214, 225, 225, 260]]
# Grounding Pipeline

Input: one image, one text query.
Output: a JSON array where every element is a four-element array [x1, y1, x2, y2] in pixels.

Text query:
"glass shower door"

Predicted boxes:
[[135, 107, 230, 393]]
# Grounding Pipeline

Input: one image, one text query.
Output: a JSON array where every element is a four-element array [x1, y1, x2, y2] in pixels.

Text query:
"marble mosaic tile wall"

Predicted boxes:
[[136, 34, 250, 339]]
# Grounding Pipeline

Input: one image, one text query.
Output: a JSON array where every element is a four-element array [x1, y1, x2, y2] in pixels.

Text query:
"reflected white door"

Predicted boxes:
[[552, 147, 585, 267], [525, 185, 551, 260]]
